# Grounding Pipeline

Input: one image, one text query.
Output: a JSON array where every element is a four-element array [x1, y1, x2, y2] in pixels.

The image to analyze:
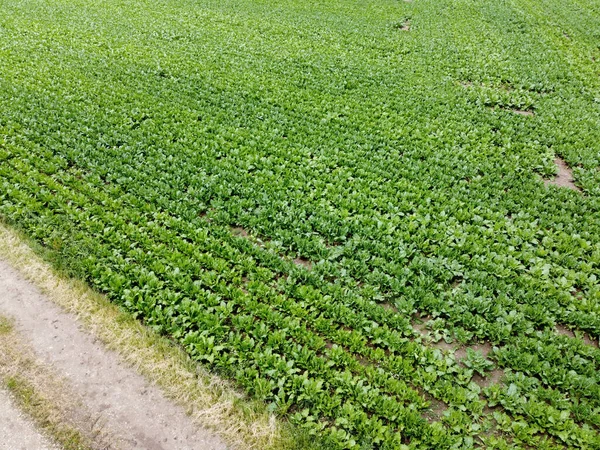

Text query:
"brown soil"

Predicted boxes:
[[422, 397, 448, 423], [544, 157, 580, 191], [430, 339, 455, 352], [473, 368, 504, 389], [231, 224, 314, 271], [395, 20, 411, 31], [451, 277, 463, 289], [412, 317, 455, 351], [555, 324, 575, 338], [454, 342, 493, 361], [511, 109, 534, 116], [293, 257, 313, 270], [556, 324, 599, 347], [583, 334, 599, 348], [381, 302, 399, 313], [412, 319, 430, 338]]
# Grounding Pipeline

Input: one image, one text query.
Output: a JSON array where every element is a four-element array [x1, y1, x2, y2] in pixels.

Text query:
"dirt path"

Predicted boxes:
[[0, 258, 229, 450], [0, 387, 57, 450]]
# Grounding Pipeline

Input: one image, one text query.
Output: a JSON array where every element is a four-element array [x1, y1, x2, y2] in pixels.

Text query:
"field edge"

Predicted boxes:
[[0, 220, 317, 450]]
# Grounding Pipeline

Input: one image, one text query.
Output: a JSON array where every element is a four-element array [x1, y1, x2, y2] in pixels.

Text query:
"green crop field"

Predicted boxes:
[[1, 0, 600, 448]]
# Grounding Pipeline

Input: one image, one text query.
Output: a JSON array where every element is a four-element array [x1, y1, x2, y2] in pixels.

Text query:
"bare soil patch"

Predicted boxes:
[[393, 20, 411, 31], [412, 317, 455, 351], [451, 277, 463, 289], [511, 109, 534, 116], [556, 325, 599, 347], [544, 157, 580, 191], [555, 324, 575, 338], [454, 342, 493, 360], [422, 396, 448, 423], [412, 317, 430, 338], [381, 302, 399, 313], [430, 339, 455, 352], [583, 334, 599, 348], [473, 368, 504, 389], [293, 257, 313, 270]]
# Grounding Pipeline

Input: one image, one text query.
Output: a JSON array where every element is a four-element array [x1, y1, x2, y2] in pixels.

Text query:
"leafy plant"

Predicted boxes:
[[462, 349, 494, 377]]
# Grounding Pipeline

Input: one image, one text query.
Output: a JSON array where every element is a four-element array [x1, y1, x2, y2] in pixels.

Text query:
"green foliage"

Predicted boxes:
[[462, 349, 494, 377], [1, 0, 600, 448]]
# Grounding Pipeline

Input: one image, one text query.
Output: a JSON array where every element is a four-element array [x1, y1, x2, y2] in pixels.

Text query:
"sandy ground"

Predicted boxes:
[[0, 387, 57, 450], [0, 258, 229, 450]]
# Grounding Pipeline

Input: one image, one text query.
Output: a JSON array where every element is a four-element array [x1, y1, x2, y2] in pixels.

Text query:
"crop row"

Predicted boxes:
[[1, 139, 599, 448]]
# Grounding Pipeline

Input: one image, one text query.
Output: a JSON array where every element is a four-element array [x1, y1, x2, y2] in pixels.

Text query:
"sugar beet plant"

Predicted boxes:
[[1, 0, 600, 448]]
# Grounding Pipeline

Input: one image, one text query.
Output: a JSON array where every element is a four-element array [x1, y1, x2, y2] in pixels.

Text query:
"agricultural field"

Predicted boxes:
[[1, 0, 600, 448]]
